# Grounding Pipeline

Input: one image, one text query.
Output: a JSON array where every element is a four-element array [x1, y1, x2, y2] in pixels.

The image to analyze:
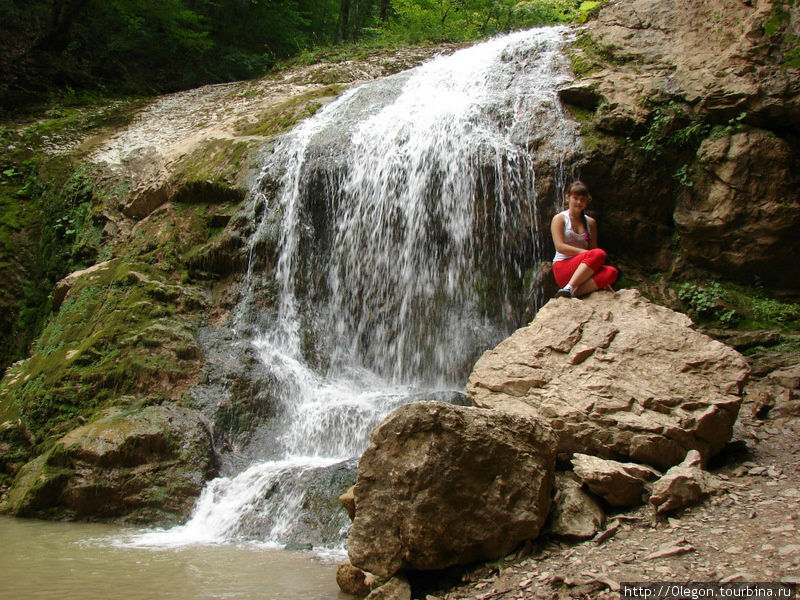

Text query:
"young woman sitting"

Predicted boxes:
[[551, 181, 618, 298]]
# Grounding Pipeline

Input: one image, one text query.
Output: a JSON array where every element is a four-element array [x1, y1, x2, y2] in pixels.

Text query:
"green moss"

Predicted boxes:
[[170, 138, 254, 194], [235, 85, 343, 137], [574, 32, 630, 67], [0, 450, 70, 517], [578, 123, 616, 152], [0, 260, 208, 442], [566, 48, 600, 77], [565, 104, 596, 123]]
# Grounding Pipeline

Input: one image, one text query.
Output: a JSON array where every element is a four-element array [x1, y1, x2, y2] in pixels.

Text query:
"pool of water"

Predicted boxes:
[[0, 516, 349, 600]]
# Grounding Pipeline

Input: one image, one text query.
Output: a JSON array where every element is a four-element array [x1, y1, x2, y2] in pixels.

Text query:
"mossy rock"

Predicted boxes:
[[0, 404, 216, 523], [0, 259, 208, 441], [170, 138, 255, 195], [234, 85, 343, 138]]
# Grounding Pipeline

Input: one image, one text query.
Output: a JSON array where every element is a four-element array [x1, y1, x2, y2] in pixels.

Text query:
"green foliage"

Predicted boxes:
[[677, 283, 736, 326], [749, 296, 800, 324], [634, 102, 711, 159], [673, 164, 693, 188], [377, 0, 583, 43], [677, 281, 800, 331], [576, 1, 602, 23], [710, 112, 748, 139], [0, 146, 103, 375], [678, 282, 729, 320]]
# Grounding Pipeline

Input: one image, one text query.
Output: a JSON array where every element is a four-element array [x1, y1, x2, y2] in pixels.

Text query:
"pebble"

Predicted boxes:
[[749, 466, 768, 476], [777, 544, 800, 556], [726, 546, 743, 554]]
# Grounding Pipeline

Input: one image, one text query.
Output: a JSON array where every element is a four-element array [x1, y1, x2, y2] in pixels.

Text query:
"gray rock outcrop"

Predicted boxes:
[[569, 0, 800, 289], [467, 290, 749, 470], [347, 402, 557, 579]]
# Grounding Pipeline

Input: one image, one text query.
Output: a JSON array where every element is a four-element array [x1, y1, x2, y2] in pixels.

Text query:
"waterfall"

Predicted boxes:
[[128, 26, 579, 552]]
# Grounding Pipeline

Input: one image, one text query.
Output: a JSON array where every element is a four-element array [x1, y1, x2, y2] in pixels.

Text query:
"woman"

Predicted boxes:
[[551, 181, 618, 298]]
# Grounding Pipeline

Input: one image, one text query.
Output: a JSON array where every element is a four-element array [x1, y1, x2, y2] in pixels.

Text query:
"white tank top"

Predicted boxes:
[[553, 210, 590, 262]]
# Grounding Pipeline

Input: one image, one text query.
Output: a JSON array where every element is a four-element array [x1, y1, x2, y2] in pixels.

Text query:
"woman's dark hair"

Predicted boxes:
[[566, 180, 591, 198], [565, 181, 591, 237]]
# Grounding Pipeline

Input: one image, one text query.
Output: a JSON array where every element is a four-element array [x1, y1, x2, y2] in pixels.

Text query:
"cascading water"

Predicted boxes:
[[128, 26, 579, 552]]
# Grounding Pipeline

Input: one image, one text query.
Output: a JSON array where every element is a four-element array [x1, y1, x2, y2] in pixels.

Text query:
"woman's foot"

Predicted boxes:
[[555, 284, 575, 298]]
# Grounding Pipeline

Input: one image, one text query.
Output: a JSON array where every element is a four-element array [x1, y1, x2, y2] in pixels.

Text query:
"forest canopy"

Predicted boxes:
[[0, 0, 593, 111]]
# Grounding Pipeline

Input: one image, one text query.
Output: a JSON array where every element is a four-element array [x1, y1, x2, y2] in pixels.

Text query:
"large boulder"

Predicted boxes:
[[347, 402, 557, 579], [467, 290, 749, 470], [0, 404, 216, 523]]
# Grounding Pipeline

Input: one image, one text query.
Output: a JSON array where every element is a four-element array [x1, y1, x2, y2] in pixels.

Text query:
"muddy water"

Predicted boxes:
[[0, 516, 348, 600]]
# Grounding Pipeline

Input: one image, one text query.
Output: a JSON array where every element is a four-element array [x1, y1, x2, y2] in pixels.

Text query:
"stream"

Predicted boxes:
[[0, 516, 345, 600]]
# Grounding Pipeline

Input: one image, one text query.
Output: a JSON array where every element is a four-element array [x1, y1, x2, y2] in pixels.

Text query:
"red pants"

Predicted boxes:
[[552, 249, 618, 289]]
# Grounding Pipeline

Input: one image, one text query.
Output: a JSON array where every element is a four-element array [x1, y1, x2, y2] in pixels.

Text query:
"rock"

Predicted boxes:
[[558, 84, 602, 110], [1, 404, 216, 522], [777, 544, 800, 556], [571, 453, 660, 507], [347, 402, 557, 579], [768, 365, 800, 390], [366, 575, 411, 600], [594, 521, 621, 545], [340, 485, 356, 520], [674, 131, 800, 287], [52, 260, 113, 310], [649, 450, 723, 516], [645, 542, 695, 560], [718, 330, 783, 351], [467, 290, 749, 470], [549, 472, 605, 539], [336, 563, 376, 597]]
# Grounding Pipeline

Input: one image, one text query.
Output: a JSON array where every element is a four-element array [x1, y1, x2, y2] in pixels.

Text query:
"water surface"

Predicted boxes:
[[0, 516, 347, 600]]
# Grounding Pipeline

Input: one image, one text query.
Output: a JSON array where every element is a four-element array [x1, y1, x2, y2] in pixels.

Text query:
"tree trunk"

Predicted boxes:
[[36, 0, 91, 54], [337, 0, 351, 42]]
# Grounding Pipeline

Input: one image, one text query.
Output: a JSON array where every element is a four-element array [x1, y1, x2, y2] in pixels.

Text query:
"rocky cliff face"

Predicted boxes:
[[561, 0, 800, 289]]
